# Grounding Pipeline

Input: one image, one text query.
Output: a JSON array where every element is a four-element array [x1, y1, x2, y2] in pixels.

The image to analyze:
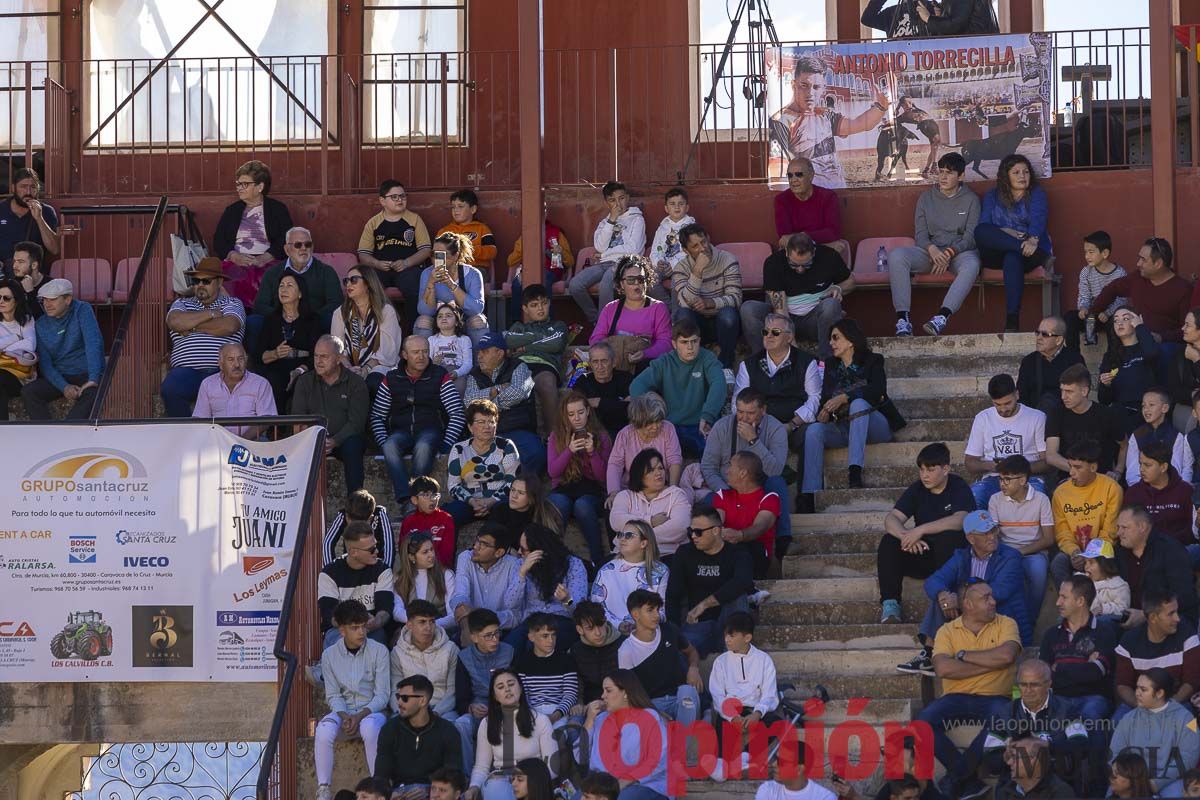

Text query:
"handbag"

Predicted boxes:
[[600, 298, 649, 373], [170, 206, 208, 295]]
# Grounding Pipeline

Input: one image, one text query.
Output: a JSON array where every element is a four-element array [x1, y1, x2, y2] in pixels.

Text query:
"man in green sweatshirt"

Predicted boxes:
[[888, 152, 982, 338], [629, 317, 727, 456]]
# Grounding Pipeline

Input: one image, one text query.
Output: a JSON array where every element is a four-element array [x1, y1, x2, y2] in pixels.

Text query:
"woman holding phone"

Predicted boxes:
[[414, 231, 489, 345], [547, 389, 613, 564]]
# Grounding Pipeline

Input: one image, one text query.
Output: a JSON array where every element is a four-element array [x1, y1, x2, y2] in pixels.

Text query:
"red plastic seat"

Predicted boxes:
[[852, 237, 921, 286], [715, 242, 772, 291], [113, 257, 172, 303], [50, 258, 112, 304]]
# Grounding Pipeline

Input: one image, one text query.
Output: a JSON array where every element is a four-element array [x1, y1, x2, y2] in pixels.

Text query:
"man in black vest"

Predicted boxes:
[[731, 312, 820, 450], [463, 331, 545, 473], [370, 335, 465, 508]]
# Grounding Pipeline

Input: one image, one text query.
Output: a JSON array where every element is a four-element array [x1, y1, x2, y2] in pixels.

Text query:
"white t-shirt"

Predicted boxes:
[[617, 628, 660, 669], [964, 404, 1046, 475], [755, 780, 837, 800]]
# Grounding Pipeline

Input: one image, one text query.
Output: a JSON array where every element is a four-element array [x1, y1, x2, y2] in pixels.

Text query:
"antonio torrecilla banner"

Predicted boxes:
[[0, 423, 321, 682], [766, 33, 1052, 189]]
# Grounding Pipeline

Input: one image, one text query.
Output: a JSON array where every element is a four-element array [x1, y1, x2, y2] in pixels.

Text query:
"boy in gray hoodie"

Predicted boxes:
[[888, 151, 982, 338]]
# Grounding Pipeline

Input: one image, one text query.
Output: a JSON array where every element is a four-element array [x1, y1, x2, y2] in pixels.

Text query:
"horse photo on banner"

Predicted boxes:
[[766, 33, 1052, 189]]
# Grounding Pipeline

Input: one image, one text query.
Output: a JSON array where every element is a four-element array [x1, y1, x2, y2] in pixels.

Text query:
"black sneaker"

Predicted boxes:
[[896, 649, 934, 677]]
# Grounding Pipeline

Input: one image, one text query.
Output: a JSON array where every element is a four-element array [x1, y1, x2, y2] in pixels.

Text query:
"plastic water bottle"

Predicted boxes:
[[1085, 315, 1097, 345], [549, 236, 562, 272], [876, 246, 888, 273]]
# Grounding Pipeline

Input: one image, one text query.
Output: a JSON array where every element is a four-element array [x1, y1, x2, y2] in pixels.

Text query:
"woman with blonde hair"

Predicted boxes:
[[392, 531, 456, 630], [590, 519, 668, 632], [414, 231, 488, 345], [548, 389, 613, 563], [330, 264, 402, 392]]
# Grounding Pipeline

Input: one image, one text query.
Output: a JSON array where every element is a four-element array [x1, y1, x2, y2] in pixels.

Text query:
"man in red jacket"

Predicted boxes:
[[1094, 237, 1190, 344]]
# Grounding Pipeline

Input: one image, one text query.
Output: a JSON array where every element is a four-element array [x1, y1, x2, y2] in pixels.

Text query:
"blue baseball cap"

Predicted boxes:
[[475, 331, 507, 352], [963, 510, 998, 536]]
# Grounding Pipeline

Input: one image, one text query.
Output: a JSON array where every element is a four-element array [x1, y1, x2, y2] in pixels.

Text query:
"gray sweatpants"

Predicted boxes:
[[568, 260, 618, 323], [888, 246, 981, 314]]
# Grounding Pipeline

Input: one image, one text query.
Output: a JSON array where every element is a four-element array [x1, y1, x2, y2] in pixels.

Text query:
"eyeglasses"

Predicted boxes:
[[234, 181, 256, 189], [622, 276, 647, 285], [0, 294, 14, 302], [473, 538, 497, 550], [761, 328, 785, 337], [997, 475, 1025, 483], [384, 193, 408, 201], [477, 629, 501, 640], [1035, 329, 1061, 338], [617, 530, 642, 541], [350, 544, 378, 555], [289, 241, 313, 249], [342, 275, 364, 286], [687, 524, 720, 539], [417, 491, 442, 500], [395, 693, 424, 702], [193, 277, 218, 286], [786, 171, 810, 178]]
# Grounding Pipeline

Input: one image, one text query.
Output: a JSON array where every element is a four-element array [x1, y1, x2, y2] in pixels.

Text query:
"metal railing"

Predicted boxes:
[[0, 27, 1175, 196]]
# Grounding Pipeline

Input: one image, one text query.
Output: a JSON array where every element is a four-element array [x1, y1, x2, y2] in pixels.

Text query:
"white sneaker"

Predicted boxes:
[[316, 785, 332, 800], [749, 589, 772, 606], [701, 755, 726, 783], [894, 318, 913, 337]]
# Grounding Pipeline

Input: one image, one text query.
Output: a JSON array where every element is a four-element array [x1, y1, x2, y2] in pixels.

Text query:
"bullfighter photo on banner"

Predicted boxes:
[[766, 33, 1052, 189]]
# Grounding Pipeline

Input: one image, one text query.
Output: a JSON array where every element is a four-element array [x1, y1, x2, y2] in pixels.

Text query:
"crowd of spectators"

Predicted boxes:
[[13, 140, 1200, 799]]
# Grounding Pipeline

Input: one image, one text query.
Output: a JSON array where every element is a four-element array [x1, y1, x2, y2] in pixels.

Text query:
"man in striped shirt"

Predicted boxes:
[[669, 223, 742, 375], [322, 488, 394, 568], [1114, 587, 1200, 721], [513, 612, 579, 728], [160, 257, 245, 417]]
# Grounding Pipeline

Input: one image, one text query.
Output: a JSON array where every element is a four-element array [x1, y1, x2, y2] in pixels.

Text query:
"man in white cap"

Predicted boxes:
[[161, 256, 245, 417], [22, 277, 105, 419]]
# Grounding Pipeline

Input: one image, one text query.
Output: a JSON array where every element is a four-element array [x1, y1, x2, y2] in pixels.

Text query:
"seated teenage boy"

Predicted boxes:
[[617, 588, 704, 725]]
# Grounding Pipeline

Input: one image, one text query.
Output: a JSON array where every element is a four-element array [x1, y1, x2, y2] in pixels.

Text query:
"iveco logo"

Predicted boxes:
[[123, 556, 169, 568]]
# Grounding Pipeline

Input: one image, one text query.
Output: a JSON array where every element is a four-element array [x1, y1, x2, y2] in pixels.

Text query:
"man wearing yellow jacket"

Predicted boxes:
[[1050, 439, 1122, 585]]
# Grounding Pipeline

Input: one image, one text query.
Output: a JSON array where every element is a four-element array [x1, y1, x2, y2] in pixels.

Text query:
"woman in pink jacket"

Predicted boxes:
[[547, 389, 613, 564], [608, 448, 691, 557]]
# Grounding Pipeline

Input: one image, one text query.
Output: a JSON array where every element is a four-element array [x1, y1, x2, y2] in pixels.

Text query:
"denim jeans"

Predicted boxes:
[[915, 692, 1010, 773], [675, 424, 709, 459], [504, 427, 547, 475], [673, 306, 741, 369], [381, 427, 441, 502], [617, 787, 670, 800], [1061, 694, 1110, 723], [973, 223, 1050, 316], [1021, 551, 1049, 621], [454, 712, 482, 773], [971, 474, 1046, 511], [801, 398, 893, 492], [548, 491, 607, 563], [682, 595, 749, 658], [161, 366, 218, 417], [332, 434, 367, 493], [652, 684, 701, 726], [762, 474, 792, 544]]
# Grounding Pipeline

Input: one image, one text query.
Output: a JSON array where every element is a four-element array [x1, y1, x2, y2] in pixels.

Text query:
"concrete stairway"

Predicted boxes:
[[303, 333, 1055, 796]]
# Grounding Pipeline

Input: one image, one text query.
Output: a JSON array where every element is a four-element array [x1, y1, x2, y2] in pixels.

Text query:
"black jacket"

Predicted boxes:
[[1038, 615, 1117, 700], [926, 0, 1001, 35], [1116, 532, 1199, 622], [820, 352, 906, 431], [860, 0, 927, 38], [1017, 347, 1084, 409], [570, 623, 625, 704], [212, 196, 294, 261], [1167, 347, 1200, 407], [374, 712, 462, 787]]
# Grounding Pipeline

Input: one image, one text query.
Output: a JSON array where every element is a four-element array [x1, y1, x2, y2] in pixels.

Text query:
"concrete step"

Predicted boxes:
[[889, 418, 972, 443], [868, 332, 1034, 356], [883, 353, 1021, 378], [758, 597, 927, 627], [893, 394, 990, 420], [815, 487, 904, 513], [764, 577, 882, 602], [781, 552, 877, 577], [821, 462, 962, 489], [822, 440, 964, 468], [888, 375, 991, 399], [786, 529, 881, 555], [779, 670, 924, 701], [756, 623, 920, 649], [792, 511, 887, 532]]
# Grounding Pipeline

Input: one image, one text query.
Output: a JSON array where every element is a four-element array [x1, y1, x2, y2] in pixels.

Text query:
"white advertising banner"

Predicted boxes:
[[0, 423, 321, 682]]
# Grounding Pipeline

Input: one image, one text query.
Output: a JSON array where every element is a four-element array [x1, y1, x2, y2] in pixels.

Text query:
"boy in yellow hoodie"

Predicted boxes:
[[1050, 439, 1122, 585]]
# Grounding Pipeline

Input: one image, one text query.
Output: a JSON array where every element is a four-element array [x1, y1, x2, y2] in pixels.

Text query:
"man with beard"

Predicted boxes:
[[769, 57, 891, 189], [0, 168, 58, 271]]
